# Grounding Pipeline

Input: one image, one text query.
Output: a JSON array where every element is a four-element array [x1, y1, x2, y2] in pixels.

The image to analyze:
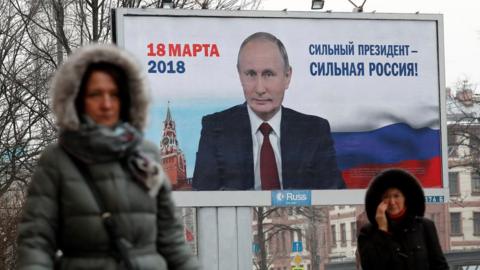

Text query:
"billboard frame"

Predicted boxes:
[[113, 8, 448, 207]]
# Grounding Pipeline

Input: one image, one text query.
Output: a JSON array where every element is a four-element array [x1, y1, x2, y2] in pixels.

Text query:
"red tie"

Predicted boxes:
[[259, 123, 280, 190]]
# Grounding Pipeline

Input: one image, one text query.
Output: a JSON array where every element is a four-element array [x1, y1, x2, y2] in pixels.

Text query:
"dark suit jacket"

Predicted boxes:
[[192, 104, 345, 190]]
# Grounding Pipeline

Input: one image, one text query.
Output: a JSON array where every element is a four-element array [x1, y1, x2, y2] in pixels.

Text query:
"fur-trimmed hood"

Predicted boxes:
[[365, 168, 425, 226], [51, 44, 149, 131]]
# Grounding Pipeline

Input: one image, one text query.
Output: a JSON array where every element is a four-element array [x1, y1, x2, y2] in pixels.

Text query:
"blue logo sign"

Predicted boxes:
[[292, 241, 303, 252], [425, 196, 444, 203], [272, 190, 311, 206]]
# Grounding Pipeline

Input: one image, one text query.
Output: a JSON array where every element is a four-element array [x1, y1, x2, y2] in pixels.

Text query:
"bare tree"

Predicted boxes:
[[447, 78, 480, 205], [0, 190, 25, 270], [296, 206, 329, 270], [252, 206, 331, 270], [1, 0, 56, 198], [0, 2, 57, 269], [173, 0, 261, 9], [447, 79, 480, 170], [253, 207, 329, 270], [253, 207, 294, 270], [2, 1, 264, 268], [3, 0, 265, 194]]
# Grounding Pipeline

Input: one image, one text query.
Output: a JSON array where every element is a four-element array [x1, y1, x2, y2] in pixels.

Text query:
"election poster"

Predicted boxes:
[[114, 9, 447, 206]]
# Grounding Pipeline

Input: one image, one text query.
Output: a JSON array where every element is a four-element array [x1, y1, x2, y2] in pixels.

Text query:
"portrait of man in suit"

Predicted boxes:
[[192, 32, 345, 190]]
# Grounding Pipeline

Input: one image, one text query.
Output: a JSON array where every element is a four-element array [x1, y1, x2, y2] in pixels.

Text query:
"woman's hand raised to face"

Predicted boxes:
[[375, 201, 389, 232]]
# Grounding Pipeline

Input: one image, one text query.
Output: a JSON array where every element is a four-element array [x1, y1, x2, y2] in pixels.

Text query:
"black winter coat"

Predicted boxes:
[[358, 215, 449, 270], [358, 169, 449, 270]]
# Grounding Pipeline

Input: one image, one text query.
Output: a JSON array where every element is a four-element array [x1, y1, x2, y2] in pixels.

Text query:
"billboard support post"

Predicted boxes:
[[197, 207, 252, 270]]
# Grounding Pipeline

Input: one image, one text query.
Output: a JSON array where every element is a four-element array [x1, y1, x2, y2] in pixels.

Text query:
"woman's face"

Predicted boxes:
[[381, 188, 406, 216], [84, 71, 120, 128]]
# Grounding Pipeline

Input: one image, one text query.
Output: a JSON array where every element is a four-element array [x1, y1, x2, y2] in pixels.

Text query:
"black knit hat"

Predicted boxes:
[[365, 168, 425, 225]]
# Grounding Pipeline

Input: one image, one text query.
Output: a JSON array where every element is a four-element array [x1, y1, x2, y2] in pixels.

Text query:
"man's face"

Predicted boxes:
[[237, 39, 291, 121]]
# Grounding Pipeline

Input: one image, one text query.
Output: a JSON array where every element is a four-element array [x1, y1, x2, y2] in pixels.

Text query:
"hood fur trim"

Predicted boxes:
[[51, 44, 149, 131], [364, 168, 425, 226]]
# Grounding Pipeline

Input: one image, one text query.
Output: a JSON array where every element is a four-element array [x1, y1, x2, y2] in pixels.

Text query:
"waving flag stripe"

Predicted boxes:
[[332, 123, 442, 188], [341, 157, 441, 188]]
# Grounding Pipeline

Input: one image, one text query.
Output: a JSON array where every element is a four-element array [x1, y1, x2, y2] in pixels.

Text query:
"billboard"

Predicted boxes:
[[114, 9, 447, 206]]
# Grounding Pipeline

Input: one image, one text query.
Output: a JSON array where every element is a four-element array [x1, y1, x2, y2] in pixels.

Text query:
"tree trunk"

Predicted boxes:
[[256, 207, 268, 270]]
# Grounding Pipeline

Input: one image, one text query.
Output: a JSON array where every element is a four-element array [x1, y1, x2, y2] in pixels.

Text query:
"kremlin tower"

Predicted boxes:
[[159, 103, 191, 190]]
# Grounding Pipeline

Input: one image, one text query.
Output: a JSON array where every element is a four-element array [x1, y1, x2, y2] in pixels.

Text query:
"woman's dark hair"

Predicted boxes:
[[75, 62, 130, 123], [365, 168, 425, 224]]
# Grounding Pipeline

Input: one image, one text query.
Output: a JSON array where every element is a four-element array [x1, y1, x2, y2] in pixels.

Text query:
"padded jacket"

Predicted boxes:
[[17, 141, 198, 270], [17, 44, 199, 270]]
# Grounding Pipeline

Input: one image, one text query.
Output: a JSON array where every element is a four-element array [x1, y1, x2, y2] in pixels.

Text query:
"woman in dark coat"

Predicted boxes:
[[357, 168, 449, 270], [17, 44, 199, 270]]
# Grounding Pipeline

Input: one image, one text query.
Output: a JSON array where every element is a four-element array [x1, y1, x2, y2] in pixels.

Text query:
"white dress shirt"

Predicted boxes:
[[247, 106, 283, 190]]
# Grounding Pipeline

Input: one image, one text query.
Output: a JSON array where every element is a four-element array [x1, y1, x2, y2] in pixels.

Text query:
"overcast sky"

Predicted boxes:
[[260, 0, 480, 90]]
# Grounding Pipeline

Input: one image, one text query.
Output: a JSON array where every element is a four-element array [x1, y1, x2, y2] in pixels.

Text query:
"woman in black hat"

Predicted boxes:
[[357, 169, 449, 270]]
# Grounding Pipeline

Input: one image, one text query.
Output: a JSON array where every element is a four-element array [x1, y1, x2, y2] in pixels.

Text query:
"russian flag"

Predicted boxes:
[[332, 123, 442, 189]]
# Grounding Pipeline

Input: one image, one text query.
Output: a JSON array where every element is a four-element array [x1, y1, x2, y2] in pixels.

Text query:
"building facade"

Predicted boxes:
[[447, 88, 480, 251]]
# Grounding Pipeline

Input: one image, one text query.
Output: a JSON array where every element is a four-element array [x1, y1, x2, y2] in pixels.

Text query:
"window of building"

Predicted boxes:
[[448, 133, 458, 157], [474, 212, 480, 236], [296, 229, 302, 244], [450, 212, 463, 236], [351, 221, 357, 246], [340, 223, 347, 247], [472, 172, 480, 195], [331, 225, 337, 247], [275, 234, 280, 253], [305, 232, 310, 252], [290, 230, 294, 243], [449, 172, 460, 196]]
